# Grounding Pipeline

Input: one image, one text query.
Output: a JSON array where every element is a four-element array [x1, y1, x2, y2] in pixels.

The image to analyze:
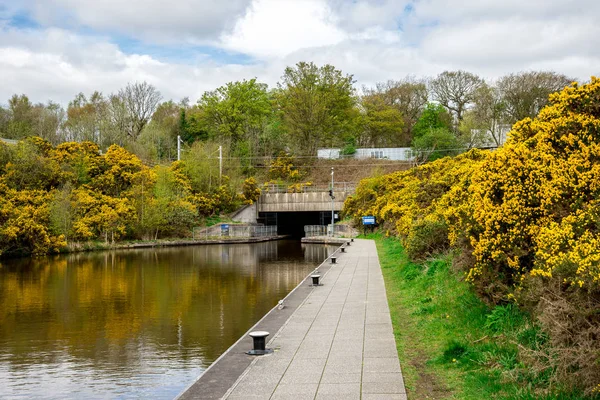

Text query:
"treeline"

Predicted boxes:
[[0, 63, 575, 164], [344, 78, 600, 395], [0, 137, 266, 257]]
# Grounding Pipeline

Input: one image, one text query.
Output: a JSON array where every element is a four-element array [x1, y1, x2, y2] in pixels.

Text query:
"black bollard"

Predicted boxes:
[[311, 274, 322, 286], [331, 256, 337, 264], [247, 331, 272, 355], [341, 247, 346, 253], [351, 238, 354, 242], [347, 241, 351, 246]]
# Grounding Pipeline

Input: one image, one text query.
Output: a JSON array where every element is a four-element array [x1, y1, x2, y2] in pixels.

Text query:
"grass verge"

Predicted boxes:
[[371, 233, 594, 400]]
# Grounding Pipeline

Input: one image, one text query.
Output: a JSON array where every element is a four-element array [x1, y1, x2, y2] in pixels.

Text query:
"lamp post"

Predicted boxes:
[[330, 167, 334, 237]]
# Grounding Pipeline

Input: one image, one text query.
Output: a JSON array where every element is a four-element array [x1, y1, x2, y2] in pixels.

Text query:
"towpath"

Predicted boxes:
[[221, 238, 406, 399]]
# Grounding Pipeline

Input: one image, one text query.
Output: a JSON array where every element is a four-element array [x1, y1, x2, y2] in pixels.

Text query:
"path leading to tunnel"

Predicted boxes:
[[223, 239, 406, 400]]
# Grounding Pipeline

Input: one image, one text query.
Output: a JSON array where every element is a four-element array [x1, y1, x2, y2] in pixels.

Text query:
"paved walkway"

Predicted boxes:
[[223, 239, 406, 400]]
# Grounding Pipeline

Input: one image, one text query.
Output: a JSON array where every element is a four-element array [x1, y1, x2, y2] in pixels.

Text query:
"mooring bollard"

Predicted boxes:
[[311, 274, 322, 286], [341, 247, 346, 253], [347, 241, 351, 246], [351, 238, 354, 242], [331, 256, 337, 264], [247, 331, 272, 355]]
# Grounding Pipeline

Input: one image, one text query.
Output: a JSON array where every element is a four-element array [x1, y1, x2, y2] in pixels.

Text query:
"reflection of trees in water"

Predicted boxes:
[[0, 241, 333, 375]]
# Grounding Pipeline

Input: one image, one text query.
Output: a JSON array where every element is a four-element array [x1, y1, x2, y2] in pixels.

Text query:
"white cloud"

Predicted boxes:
[[5, 0, 253, 43], [0, 0, 598, 107], [221, 0, 346, 58]]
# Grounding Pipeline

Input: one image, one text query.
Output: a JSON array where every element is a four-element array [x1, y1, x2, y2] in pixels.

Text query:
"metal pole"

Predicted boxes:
[[331, 167, 334, 237], [177, 135, 181, 161], [219, 145, 222, 183]]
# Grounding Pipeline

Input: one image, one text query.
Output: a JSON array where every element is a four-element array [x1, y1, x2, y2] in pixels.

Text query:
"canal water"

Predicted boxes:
[[0, 240, 336, 399]]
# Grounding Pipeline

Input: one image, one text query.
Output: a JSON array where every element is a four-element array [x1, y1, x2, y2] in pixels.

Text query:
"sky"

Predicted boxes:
[[0, 0, 598, 106]]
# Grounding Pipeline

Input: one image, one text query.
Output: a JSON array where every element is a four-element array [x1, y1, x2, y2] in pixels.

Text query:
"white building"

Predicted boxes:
[[317, 147, 414, 161]]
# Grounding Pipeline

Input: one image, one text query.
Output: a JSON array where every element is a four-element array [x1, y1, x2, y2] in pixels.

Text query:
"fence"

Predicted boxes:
[[262, 182, 356, 194], [304, 224, 354, 237], [193, 224, 278, 240]]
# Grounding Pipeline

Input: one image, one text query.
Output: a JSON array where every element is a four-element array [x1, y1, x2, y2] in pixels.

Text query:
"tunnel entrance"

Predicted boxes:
[[258, 211, 338, 238]]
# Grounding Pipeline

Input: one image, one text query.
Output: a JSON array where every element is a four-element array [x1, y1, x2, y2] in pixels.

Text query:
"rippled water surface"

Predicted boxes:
[[0, 240, 335, 399]]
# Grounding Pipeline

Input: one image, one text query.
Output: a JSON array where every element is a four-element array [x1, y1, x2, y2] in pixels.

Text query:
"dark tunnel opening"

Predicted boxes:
[[258, 211, 338, 238]]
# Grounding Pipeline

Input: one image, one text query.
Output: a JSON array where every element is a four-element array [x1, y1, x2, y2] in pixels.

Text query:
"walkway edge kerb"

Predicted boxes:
[[176, 243, 343, 400]]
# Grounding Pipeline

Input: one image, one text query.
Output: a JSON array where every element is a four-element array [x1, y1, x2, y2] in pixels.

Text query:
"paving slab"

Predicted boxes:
[[217, 239, 406, 400]]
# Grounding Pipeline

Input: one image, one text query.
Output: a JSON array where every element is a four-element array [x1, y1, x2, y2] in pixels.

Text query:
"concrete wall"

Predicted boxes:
[[231, 203, 258, 223], [258, 191, 348, 212]]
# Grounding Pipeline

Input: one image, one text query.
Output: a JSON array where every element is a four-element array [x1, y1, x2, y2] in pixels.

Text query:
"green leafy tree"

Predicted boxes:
[[411, 127, 462, 164], [412, 103, 453, 138], [277, 62, 356, 155], [359, 95, 405, 147], [198, 79, 272, 158], [364, 78, 428, 143]]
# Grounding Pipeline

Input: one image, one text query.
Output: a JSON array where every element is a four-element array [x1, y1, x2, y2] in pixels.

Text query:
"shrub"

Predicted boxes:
[[404, 219, 449, 261]]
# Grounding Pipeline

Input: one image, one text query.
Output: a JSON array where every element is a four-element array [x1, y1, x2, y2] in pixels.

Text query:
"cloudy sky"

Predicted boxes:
[[0, 0, 598, 105]]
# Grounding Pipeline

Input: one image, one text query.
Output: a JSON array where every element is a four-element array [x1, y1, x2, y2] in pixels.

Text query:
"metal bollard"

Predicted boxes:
[[351, 238, 354, 242], [341, 247, 346, 253], [311, 274, 322, 286], [247, 331, 272, 355], [347, 241, 351, 246], [331, 256, 337, 264]]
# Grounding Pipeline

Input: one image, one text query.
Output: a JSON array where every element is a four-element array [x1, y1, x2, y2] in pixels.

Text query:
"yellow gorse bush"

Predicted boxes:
[[345, 77, 600, 293], [344, 78, 600, 391], [464, 77, 600, 291]]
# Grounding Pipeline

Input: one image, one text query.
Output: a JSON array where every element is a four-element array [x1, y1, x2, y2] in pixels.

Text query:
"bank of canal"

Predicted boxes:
[[0, 240, 337, 399]]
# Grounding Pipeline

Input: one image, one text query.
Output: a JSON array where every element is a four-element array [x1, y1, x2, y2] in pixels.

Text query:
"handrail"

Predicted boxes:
[[262, 182, 357, 194]]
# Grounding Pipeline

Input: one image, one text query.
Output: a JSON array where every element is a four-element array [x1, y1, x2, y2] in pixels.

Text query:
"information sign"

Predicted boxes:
[[362, 216, 376, 225]]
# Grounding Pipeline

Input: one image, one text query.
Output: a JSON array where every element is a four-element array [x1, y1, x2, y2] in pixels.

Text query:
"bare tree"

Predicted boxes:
[[497, 71, 573, 123], [430, 70, 484, 125], [119, 81, 162, 140]]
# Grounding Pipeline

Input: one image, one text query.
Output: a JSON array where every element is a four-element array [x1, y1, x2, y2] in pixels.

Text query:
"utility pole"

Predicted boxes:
[[177, 135, 181, 161], [219, 145, 223, 183], [330, 167, 335, 237]]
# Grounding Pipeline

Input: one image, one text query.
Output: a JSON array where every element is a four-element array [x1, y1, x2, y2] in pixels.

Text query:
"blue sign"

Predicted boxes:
[[362, 216, 376, 225], [221, 224, 230, 236]]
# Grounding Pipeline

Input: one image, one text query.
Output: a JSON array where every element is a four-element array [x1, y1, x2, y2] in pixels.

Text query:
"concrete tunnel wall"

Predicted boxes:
[[257, 191, 349, 213]]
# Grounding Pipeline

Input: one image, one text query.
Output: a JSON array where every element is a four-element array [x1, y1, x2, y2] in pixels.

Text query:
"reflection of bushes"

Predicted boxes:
[[344, 78, 600, 394]]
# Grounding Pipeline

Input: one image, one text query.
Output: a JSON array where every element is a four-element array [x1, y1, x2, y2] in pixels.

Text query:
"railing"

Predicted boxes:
[[192, 224, 277, 240], [304, 224, 353, 237], [262, 182, 356, 194]]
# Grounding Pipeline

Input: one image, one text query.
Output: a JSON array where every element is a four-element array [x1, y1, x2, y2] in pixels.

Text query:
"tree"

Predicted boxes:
[[5, 94, 34, 139], [64, 92, 107, 143], [459, 84, 508, 147], [277, 62, 356, 155], [412, 103, 453, 139], [359, 95, 405, 147], [411, 127, 462, 164], [119, 81, 162, 140], [497, 71, 573, 123], [198, 79, 272, 158], [364, 78, 428, 143], [430, 71, 484, 125]]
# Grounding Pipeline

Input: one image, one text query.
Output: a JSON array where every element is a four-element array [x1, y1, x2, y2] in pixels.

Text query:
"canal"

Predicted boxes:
[[0, 240, 336, 399]]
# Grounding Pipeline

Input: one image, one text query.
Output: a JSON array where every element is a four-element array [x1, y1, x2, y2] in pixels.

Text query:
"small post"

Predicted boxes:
[[311, 274, 322, 286], [177, 135, 181, 161], [219, 145, 223, 183], [351, 238, 354, 242], [341, 247, 346, 253], [331, 256, 337, 264], [347, 241, 351, 246], [247, 331, 272, 355]]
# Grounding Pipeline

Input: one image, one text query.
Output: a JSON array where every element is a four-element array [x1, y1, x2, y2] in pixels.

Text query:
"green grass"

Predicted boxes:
[[369, 233, 594, 400]]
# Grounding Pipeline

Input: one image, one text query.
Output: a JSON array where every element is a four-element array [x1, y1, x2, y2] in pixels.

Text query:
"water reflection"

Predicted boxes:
[[0, 240, 335, 399]]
